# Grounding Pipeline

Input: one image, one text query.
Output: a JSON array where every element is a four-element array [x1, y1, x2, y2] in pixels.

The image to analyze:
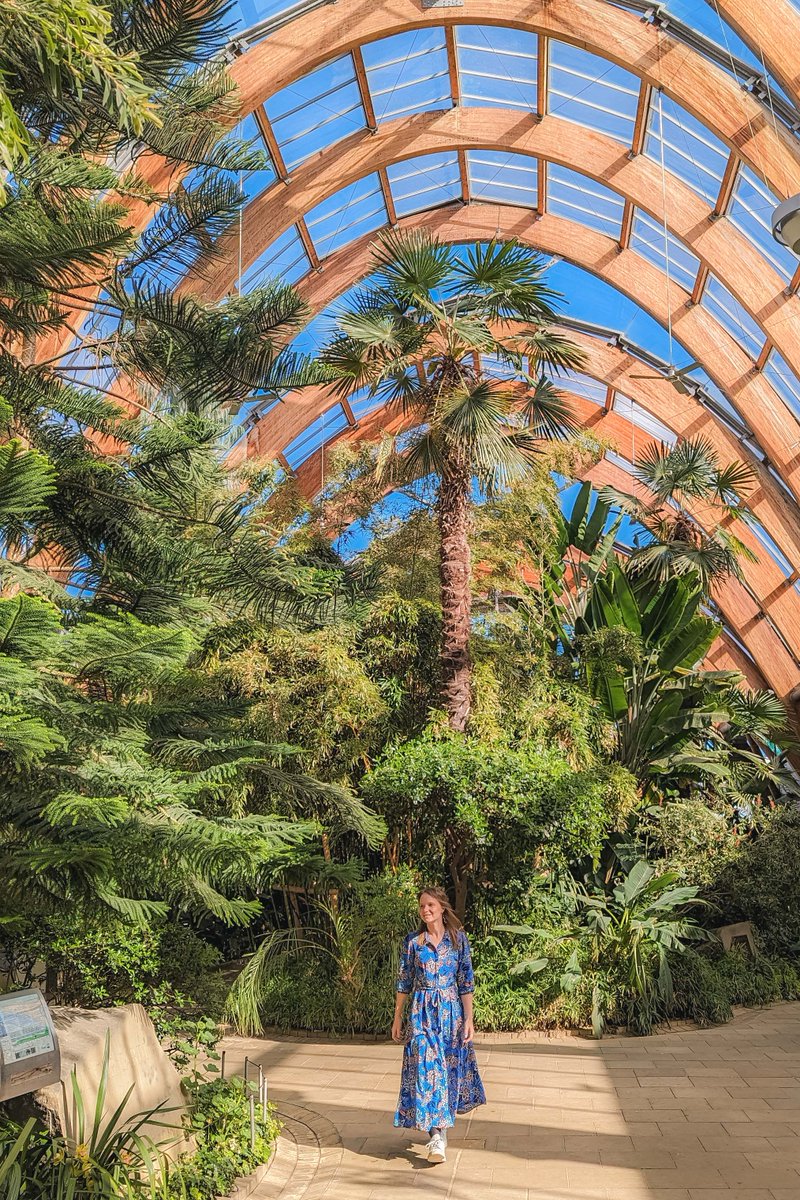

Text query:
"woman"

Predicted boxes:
[[391, 886, 486, 1164]]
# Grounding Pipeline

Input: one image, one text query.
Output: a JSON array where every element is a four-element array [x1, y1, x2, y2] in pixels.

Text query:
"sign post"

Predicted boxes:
[[0, 988, 61, 1100]]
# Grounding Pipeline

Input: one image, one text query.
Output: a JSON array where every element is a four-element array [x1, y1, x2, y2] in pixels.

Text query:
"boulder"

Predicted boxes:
[[36, 1004, 192, 1159]]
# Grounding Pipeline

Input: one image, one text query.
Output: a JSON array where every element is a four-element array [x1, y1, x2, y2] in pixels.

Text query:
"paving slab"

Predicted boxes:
[[226, 1003, 800, 1200]]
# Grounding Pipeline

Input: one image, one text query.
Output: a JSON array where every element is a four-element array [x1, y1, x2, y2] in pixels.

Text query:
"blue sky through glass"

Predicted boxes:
[[363, 28, 451, 121]]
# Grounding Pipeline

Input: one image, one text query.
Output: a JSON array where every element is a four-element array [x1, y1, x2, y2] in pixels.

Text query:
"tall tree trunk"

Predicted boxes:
[[437, 456, 472, 732]]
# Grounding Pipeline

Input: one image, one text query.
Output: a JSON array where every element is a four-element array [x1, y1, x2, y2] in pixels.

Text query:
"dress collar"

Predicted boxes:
[[418, 927, 452, 950]]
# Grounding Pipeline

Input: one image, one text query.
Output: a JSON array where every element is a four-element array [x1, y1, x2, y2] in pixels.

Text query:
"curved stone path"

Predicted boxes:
[[223, 1003, 800, 1199]]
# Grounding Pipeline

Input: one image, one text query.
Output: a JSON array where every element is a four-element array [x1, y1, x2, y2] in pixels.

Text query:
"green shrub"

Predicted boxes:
[[0, 917, 226, 1019], [639, 798, 738, 886], [670, 945, 800, 1026], [362, 729, 638, 920], [715, 808, 800, 955], [169, 1077, 280, 1200]]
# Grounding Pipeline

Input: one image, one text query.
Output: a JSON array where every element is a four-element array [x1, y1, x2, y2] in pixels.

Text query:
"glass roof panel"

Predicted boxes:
[[480, 353, 520, 380], [605, 448, 636, 473], [551, 368, 607, 406], [236, 112, 277, 201], [284, 403, 350, 469], [612, 392, 677, 445], [747, 514, 794, 577], [726, 166, 797, 284], [349, 386, 387, 421], [700, 275, 765, 359], [547, 260, 689, 364], [386, 152, 461, 217], [454, 25, 537, 111], [762, 350, 800, 423], [547, 42, 639, 144], [240, 225, 309, 290], [644, 95, 729, 207], [547, 165, 624, 238], [264, 56, 366, 170], [629, 209, 700, 293], [362, 28, 451, 122], [467, 151, 537, 207], [305, 173, 388, 257]]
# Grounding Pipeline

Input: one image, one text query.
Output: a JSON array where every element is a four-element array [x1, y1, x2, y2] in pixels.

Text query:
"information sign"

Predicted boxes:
[[0, 989, 61, 1100]]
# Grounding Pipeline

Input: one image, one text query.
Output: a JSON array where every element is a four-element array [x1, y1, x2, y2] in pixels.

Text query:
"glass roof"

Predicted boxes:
[[548, 42, 639, 143], [363, 29, 451, 122], [546, 165, 625, 239], [467, 151, 537, 207], [224, 16, 800, 456], [454, 25, 537, 111], [75, 2, 800, 606], [386, 153, 461, 217]]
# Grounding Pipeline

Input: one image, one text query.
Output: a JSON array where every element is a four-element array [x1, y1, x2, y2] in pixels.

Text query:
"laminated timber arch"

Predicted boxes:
[[184, 108, 800, 501], [247, 320, 800, 700], [713, 0, 800, 107], [226, 0, 800, 204], [217, 198, 800, 561], [38, 0, 800, 364], [193, 108, 800, 378]]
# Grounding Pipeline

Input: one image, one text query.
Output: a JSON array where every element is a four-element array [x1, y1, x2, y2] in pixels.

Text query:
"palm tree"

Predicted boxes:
[[598, 436, 757, 591], [320, 231, 585, 731]]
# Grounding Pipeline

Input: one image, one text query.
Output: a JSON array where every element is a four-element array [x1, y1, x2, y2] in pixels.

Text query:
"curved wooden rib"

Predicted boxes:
[[249, 326, 799, 698], [714, 0, 800, 107], [189, 109, 800, 380], [229, 200, 800, 526], [228, 0, 800, 203]]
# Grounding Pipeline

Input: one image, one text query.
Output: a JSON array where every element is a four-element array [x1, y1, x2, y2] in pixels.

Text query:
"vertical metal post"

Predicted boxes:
[[249, 1092, 256, 1149], [260, 1065, 267, 1121], [220, 1050, 226, 1081]]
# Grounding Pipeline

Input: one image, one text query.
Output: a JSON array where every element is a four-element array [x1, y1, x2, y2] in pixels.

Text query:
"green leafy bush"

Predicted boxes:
[[169, 1077, 280, 1200], [714, 808, 800, 955], [362, 729, 638, 919], [1, 917, 227, 1019], [670, 944, 800, 1025]]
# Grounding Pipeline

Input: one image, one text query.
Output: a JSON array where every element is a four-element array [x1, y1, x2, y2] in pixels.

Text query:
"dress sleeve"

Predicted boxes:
[[396, 934, 413, 994], [456, 931, 476, 995]]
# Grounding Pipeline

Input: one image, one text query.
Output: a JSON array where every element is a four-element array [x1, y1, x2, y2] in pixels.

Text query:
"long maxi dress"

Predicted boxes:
[[393, 927, 486, 1132]]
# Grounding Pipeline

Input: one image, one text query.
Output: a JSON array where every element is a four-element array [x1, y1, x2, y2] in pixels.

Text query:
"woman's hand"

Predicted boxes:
[[391, 1015, 404, 1043], [462, 1016, 474, 1043]]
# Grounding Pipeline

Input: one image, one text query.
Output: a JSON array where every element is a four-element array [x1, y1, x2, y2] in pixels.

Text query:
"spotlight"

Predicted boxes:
[[772, 194, 800, 254]]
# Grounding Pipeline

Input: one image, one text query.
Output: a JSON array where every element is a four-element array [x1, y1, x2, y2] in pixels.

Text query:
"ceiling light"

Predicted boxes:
[[772, 194, 800, 254]]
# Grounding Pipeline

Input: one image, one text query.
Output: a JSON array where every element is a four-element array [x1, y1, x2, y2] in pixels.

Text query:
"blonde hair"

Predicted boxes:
[[416, 886, 463, 934]]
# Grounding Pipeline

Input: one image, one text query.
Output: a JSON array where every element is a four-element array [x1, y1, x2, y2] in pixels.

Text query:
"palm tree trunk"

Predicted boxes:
[[437, 455, 472, 732]]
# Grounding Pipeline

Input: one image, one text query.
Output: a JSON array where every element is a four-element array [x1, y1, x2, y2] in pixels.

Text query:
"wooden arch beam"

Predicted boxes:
[[227, 0, 800, 203], [225, 198, 800, 522], [190, 109, 800, 379], [247, 326, 800, 696], [37, 0, 800, 370], [713, 0, 800, 107]]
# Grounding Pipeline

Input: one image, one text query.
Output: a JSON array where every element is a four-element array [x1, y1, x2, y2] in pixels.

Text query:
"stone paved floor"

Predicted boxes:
[[222, 1003, 800, 1200]]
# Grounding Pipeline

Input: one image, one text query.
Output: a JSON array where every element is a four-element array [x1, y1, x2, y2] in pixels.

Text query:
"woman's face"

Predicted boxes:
[[419, 892, 444, 926]]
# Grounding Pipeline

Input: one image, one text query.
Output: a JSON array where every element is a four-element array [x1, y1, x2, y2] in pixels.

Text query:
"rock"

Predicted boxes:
[[35, 1003, 193, 1160]]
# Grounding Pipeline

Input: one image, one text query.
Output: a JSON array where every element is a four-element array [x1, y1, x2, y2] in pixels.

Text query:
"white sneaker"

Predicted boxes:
[[427, 1132, 446, 1163]]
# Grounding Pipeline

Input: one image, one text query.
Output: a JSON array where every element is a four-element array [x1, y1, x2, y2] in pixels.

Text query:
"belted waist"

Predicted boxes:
[[414, 984, 458, 994]]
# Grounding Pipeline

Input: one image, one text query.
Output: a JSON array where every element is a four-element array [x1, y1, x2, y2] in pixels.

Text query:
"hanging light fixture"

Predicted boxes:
[[772, 195, 800, 254]]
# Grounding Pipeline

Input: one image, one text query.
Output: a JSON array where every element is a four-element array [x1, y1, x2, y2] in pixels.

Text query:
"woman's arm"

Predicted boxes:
[[391, 991, 408, 1042], [457, 931, 476, 1042], [392, 934, 413, 1041], [461, 991, 475, 1043]]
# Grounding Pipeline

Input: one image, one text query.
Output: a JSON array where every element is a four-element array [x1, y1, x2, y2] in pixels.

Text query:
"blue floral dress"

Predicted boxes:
[[393, 928, 486, 1131]]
